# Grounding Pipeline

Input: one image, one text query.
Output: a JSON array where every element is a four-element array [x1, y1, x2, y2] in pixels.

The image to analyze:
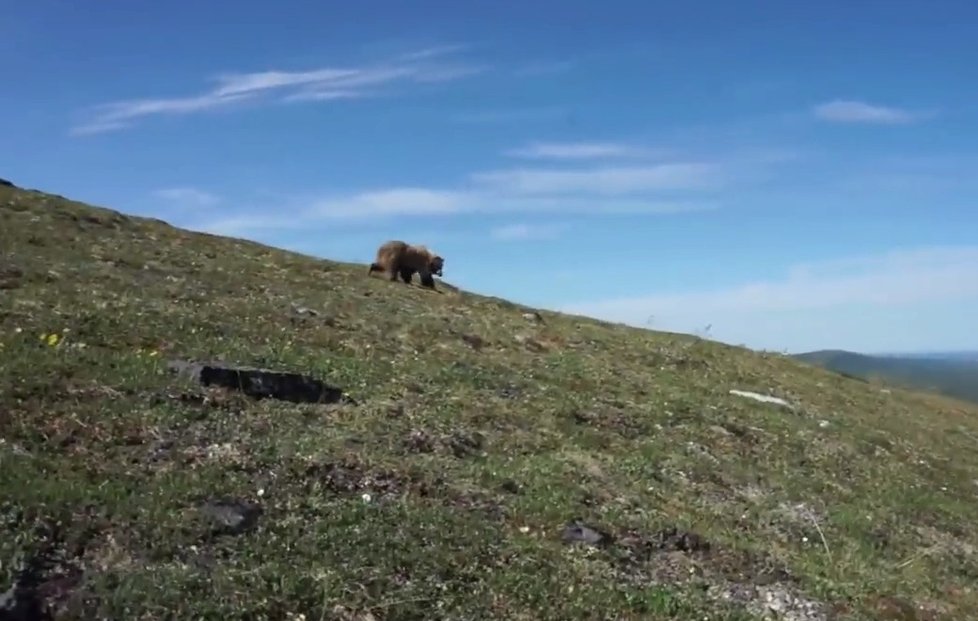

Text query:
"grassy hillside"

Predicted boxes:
[[3, 181, 978, 620], [793, 350, 978, 405]]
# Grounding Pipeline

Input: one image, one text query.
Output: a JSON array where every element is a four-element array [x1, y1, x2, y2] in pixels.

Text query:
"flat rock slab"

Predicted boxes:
[[561, 520, 614, 547], [167, 359, 354, 405], [199, 499, 263, 535]]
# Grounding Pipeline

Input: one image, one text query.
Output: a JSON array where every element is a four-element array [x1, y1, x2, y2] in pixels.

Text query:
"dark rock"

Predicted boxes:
[[499, 479, 522, 494], [167, 359, 353, 404], [0, 178, 13, 188], [561, 520, 613, 547], [199, 499, 263, 535], [496, 384, 521, 400], [460, 333, 486, 350], [571, 410, 595, 424]]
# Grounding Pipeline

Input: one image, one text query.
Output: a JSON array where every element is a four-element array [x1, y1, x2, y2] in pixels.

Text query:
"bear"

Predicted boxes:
[[368, 240, 444, 289]]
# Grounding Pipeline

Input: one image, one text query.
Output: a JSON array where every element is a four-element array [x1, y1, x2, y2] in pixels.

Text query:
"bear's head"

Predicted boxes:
[[429, 255, 444, 277]]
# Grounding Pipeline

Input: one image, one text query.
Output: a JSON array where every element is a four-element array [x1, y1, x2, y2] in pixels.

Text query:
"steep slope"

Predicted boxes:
[[3, 182, 978, 620], [793, 350, 978, 405]]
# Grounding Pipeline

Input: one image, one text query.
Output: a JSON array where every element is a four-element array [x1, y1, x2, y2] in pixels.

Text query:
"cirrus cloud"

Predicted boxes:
[[70, 46, 486, 135], [470, 162, 721, 195], [504, 141, 664, 160], [812, 99, 930, 124]]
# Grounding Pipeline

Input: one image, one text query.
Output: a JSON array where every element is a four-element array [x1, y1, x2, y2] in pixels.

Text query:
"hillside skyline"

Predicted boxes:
[[3, 0, 977, 353]]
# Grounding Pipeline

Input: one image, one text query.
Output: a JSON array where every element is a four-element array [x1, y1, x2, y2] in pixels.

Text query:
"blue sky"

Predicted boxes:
[[4, 0, 977, 353]]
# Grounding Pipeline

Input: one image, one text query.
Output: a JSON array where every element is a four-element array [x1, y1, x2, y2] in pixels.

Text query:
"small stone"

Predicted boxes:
[[709, 425, 733, 437], [500, 479, 522, 494], [290, 303, 319, 317], [561, 520, 613, 547], [199, 498, 263, 535], [460, 333, 486, 350]]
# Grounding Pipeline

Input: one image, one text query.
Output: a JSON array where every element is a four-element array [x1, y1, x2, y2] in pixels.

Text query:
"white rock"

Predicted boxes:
[[729, 389, 792, 408]]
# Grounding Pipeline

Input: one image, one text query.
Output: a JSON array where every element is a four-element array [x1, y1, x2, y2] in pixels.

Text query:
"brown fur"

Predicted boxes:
[[368, 240, 444, 289]]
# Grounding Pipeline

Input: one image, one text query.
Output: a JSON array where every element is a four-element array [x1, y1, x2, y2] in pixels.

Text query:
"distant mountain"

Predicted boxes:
[[792, 349, 978, 405], [873, 351, 978, 362]]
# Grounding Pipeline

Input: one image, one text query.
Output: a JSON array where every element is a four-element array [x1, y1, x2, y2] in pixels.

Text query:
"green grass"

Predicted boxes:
[[3, 182, 978, 620]]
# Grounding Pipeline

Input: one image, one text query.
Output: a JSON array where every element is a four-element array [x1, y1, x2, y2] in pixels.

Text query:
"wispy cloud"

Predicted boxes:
[[154, 187, 221, 208], [560, 246, 978, 351], [470, 162, 721, 195], [504, 141, 662, 160], [71, 47, 485, 135], [193, 185, 716, 237], [489, 222, 568, 241], [186, 138, 788, 237], [305, 186, 711, 220], [311, 188, 468, 219], [812, 99, 928, 124]]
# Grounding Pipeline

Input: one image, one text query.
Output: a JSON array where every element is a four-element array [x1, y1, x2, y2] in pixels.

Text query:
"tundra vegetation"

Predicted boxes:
[[2, 181, 977, 620]]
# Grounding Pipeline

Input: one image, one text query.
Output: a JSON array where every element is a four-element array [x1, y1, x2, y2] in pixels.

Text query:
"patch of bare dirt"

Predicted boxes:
[[559, 519, 832, 620], [292, 456, 506, 521], [401, 428, 486, 459], [569, 405, 652, 439]]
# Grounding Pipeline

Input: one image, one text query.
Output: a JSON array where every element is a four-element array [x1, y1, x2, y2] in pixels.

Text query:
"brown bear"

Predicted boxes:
[[368, 240, 444, 289]]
